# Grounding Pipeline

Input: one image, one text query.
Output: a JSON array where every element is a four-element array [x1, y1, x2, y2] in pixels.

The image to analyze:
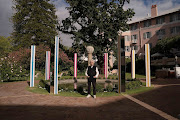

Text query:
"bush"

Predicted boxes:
[[77, 85, 84, 93], [98, 77, 101, 79], [39, 80, 50, 92], [126, 80, 142, 90], [58, 83, 74, 92], [68, 76, 73, 79], [106, 85, 113, 92], [77, 83, 87, 94], [0, 57, 29, 81], [96, 83, 104, 92]]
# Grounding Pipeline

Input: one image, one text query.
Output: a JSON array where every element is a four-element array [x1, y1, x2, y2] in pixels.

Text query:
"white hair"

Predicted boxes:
[[90, 59, 94, 63]]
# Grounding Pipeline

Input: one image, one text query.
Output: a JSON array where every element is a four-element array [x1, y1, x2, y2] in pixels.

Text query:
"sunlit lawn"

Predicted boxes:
[[27, 83, 154, 97]]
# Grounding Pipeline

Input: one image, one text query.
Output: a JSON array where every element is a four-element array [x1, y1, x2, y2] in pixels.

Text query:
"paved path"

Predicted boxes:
[[0, 79, 179, 120]]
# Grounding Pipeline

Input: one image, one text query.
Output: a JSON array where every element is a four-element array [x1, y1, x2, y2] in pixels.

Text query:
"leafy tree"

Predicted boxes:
[[0, 36, 12, 57], [11, 0, 58, 49], [58, 0, 134, 73], [151, 35, 180, 57]]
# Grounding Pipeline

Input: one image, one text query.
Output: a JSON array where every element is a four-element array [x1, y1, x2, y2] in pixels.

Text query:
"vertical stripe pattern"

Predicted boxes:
[[104, 53, 108, 79], [74, 53, 77, 78], [30, 45, 35, 87], [131, 50, 135, 79], [145, 44, 151, 87], [118, 35, 121, 93], [45, 51, 51, 80], [54, 36, 59, 94]]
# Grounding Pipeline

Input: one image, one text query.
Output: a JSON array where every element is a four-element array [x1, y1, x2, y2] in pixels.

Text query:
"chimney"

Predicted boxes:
[[151, 5, 158, 17]]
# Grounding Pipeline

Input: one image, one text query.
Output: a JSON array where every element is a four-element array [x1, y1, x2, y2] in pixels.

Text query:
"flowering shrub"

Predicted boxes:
[[0, 44, 74, 81], [0, 57, 28, 81]]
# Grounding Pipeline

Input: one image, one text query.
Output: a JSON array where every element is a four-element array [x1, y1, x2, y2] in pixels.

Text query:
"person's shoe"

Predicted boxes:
[[86, 94, 91, 98], [93, 95, 96, 99]]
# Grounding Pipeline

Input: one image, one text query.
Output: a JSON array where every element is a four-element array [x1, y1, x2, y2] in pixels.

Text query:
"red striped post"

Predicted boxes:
[[74, 53, 77, 90], [74, 53, 77, 78], [104, 53, 108, 79]]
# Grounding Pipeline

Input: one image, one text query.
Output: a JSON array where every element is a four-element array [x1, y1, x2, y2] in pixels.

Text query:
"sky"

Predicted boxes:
[[0, 0, 180, 47]]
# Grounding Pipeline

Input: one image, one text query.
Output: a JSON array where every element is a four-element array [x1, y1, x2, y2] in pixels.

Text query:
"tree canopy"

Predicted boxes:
[[12, 0, 58, 49], [0, 36, 12, 57], [58, 0, 134, 72], [151, 35, 180, 57]]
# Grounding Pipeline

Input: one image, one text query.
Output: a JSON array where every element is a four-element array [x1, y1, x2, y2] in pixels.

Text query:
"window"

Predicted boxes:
[[131, 34, 138, 40], [170, 26, 180, 34], [144, 20, 151, 27], [124, 35, 130, 41], [156, 17, 165, 24], [143, 32, 151, 39], [131, 34, 138, 43], [170, 13, 180, 22], [125, 46, 130, 52], [156, 29, 165, 36], [130, 24, 138, 30]]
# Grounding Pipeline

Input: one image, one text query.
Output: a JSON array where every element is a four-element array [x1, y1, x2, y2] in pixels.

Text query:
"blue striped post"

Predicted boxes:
[[45, 51, 51, 80], [30, 45, 35, 87], [54, 36, 59, 94]]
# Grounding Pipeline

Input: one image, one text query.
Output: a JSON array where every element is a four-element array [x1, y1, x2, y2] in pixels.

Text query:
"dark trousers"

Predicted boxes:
[[88, 78, 96, 95]]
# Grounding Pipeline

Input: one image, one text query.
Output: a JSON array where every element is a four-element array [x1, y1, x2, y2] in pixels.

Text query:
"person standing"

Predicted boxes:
[[85, 59, 99, 98]]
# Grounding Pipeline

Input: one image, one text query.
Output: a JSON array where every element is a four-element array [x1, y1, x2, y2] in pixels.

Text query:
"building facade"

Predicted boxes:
[[122, 5, 180, 58]]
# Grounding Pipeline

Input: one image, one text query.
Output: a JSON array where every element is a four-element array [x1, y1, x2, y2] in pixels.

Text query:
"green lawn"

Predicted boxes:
[[27, 83, 154, 97], [123, 86, 154, 95], [125, 73, 155, 79]]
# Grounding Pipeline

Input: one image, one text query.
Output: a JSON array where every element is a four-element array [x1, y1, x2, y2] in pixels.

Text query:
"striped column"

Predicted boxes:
[[145, 44, 151, 87], [131, 50, 135, 79], [30, 45, 35, 87], [45, 51, 51, 80], [74, 53, 77, 78], [54, 36, 59, 94], [104, 53, 108, 79]]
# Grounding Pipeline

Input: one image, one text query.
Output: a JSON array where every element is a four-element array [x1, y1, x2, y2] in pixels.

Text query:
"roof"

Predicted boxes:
[[128, 6, 180, 24]]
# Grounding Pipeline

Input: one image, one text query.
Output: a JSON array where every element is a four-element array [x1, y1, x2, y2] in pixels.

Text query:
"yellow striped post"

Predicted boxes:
[[131, 50, 135, 79], [145, 44, 151, 87]]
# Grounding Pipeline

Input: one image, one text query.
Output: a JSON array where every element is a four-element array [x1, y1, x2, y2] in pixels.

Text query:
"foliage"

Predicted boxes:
[[126, 80, 142, 90], [0, 56, 29, 81], [124, 86, 153, 95], [151, 35, 180, 57], [58, 0, 135, 73], [11, 0, 58, 49], [126, 59, 145, 75], [0, 36, 12, 57], [9, 44, 50, 70], [105, 84, 113, 92], [58, 49, 73, 72]]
